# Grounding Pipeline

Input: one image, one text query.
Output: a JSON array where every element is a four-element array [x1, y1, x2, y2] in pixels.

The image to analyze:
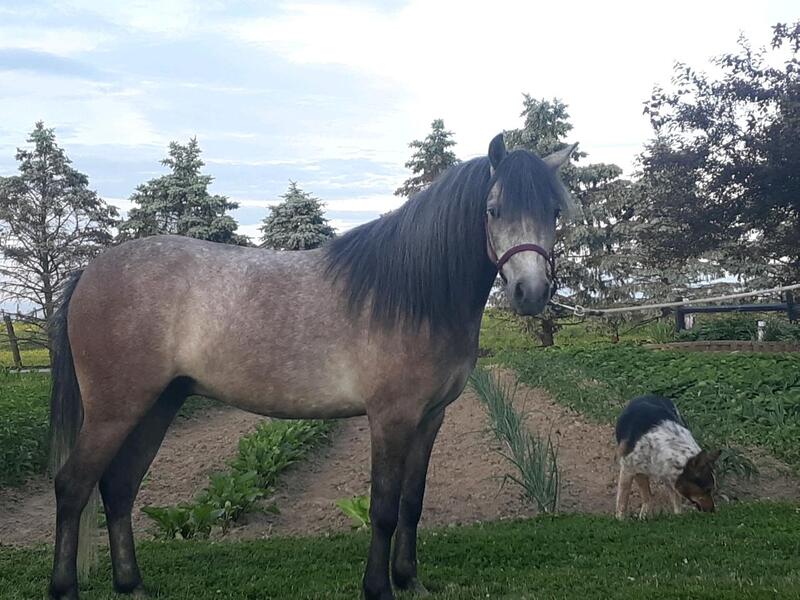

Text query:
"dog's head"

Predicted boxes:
[[675, 449, 721, 512]]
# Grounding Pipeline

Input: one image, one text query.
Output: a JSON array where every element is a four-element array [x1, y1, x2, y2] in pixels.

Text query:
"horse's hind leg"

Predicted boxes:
[[99, 380, 188, 594], [50, 404, 152, 599], [391, 409, 444, 595]]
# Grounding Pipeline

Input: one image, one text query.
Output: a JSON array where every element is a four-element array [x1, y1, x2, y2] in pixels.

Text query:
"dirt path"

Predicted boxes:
[[0, 404, 265, 547], [2, 377, 798, 547], [228, 390, 534, 539]]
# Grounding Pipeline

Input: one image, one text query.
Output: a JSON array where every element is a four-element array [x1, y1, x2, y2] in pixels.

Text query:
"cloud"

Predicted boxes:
[[228, 0, 789, 173], [0, 49, 106, 79], [0, 71, 164, 149], [0, 25, 112, 55]]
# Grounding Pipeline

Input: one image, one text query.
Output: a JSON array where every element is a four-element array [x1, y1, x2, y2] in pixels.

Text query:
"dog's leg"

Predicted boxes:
[[615, 464, 634, 520], [634, 474, 652, 519]]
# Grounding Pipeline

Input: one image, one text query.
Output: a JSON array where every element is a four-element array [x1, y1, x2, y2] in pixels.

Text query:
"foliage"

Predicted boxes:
[[480, 312, 800, 469], [501, 96, 671, 346], [639, 21, 800, 285], [118, 138, 249, 245], [394, 119, 459, 198], [140, 503, 223, 540], [0, 122, 118, 326], [469, 366, 560, 513], [678, 313, 800, 342], [3, 503, 800, 598], [260, 182, 335, 250], [0, 371, 50, 486], [144, 419, 332, 538], [335, 495, 370, 530]]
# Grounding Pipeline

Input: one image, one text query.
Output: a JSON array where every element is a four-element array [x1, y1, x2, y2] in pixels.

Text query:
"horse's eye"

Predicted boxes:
[[487, 206, 498, 218]]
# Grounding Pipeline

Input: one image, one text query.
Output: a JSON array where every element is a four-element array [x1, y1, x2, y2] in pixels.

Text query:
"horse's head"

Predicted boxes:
[[484, 133, 577, 316]]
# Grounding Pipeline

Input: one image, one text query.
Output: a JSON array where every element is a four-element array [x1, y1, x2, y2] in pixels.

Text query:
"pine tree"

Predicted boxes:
[[394, 119, 459, 197], [0, 122, 118, 326], [119, 138, 249, 245], [260, 182, 336, 250], [503, 97, 647, 344]]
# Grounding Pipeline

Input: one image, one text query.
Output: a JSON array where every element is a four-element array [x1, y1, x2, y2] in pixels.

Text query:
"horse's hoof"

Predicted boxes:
[[363, 586, 394, 600], [404, 579, 431, 596]]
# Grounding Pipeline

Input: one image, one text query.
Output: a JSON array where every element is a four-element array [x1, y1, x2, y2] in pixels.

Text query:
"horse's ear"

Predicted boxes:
[[543, 142, 578, 170], [488, 133, 507, 173]]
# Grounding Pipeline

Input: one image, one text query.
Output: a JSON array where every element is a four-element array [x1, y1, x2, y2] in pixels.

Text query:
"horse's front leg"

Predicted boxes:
[[391, 410, 444, 595], [363, 414, 416, 600]]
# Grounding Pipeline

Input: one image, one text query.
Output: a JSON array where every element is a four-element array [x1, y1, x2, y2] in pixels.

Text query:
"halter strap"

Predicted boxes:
[[485, 214, 555, 285]]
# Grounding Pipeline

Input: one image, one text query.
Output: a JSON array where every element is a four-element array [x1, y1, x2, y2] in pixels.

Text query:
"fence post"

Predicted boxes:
[[787, 291, 797, 323], [3, 314, 23, 369], [674, 303, 687, 332]]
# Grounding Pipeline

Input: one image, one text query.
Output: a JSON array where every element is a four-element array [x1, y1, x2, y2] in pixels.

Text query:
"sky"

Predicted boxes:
[[0, 0, 797, 242]]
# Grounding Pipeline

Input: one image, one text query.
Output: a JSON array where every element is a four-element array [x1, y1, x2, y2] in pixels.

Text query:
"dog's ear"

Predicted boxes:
[[706, 449, 722, 464]]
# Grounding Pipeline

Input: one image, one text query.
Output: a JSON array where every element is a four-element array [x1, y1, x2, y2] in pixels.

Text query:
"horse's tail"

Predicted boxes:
[[49, 269, 98, 577]]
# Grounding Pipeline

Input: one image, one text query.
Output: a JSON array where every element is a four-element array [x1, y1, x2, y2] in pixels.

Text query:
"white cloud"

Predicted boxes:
[[0, 26, 112, 54], [229, 0, 792, 173], [62, 0, 218, 36], [0, 72, 164, 149]]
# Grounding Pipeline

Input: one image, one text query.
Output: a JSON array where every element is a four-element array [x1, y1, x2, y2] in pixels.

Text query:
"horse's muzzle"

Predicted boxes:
[[508, 278, 551, 316]]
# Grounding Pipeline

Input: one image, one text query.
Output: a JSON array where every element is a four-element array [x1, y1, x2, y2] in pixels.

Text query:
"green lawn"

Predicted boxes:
[[1, 503, 798, 599], [480, 312, 800, 470]]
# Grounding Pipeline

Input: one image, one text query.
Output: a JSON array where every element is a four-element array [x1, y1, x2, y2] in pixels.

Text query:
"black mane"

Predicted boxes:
[[324, 150, 568, 333]]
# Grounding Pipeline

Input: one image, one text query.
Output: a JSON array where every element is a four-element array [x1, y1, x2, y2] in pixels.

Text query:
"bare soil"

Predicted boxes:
[[2, 378, 798, 547]]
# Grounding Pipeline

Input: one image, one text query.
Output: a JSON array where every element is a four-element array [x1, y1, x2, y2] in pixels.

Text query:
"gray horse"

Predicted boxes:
[[48, 133, 575, 600]]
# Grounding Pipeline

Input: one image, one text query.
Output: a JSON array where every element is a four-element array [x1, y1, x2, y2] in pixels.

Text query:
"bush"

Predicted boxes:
[[679, 313, 800, 342]]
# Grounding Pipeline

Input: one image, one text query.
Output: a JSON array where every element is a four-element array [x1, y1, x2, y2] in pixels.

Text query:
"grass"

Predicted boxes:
[[480, 311, 800, 470], [2, 503, 799, 599], [0, 366, 219, 487], [0, 370, 51, 486]]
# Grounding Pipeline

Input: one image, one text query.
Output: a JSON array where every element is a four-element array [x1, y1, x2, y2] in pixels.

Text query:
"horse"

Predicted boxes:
[[47, 133, 576, 600]]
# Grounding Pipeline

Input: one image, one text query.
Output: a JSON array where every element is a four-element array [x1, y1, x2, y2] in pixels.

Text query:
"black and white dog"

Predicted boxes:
[[615, 395, 720, 519]]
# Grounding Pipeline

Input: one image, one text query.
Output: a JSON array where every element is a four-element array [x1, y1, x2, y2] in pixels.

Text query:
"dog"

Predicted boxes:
[[615, 394, 720, 519]]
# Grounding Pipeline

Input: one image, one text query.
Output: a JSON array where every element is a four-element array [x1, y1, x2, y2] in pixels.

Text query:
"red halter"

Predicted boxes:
[[485, 214, 555, 285]]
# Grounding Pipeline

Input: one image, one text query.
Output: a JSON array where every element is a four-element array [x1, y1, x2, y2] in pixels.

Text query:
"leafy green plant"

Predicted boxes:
[[144, 419, 332, 539], [198, 471, 266, 526], [335, 495, 371, 530], [469, 367, 560, 513], [141, 503, 223, 540]]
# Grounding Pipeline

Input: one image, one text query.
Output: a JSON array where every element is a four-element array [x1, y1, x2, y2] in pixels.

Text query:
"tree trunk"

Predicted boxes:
[[539, 317, 556, 347]]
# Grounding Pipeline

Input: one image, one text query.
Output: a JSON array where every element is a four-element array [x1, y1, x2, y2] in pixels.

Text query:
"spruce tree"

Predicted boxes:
[[119, 138, 249, 245], [260, 182, 336, 250], [394, 119, 459, 197]]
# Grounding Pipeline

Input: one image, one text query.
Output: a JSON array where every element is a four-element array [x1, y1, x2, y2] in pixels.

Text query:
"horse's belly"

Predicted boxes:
[[190, 375, 368, 420]]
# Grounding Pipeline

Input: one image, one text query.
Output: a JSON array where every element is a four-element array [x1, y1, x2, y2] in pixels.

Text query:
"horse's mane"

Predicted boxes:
[[324, 150, 570, 333]]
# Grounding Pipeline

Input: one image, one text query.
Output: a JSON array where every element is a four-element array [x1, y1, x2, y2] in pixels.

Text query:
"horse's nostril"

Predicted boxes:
[[514, 281, 525, 301]]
